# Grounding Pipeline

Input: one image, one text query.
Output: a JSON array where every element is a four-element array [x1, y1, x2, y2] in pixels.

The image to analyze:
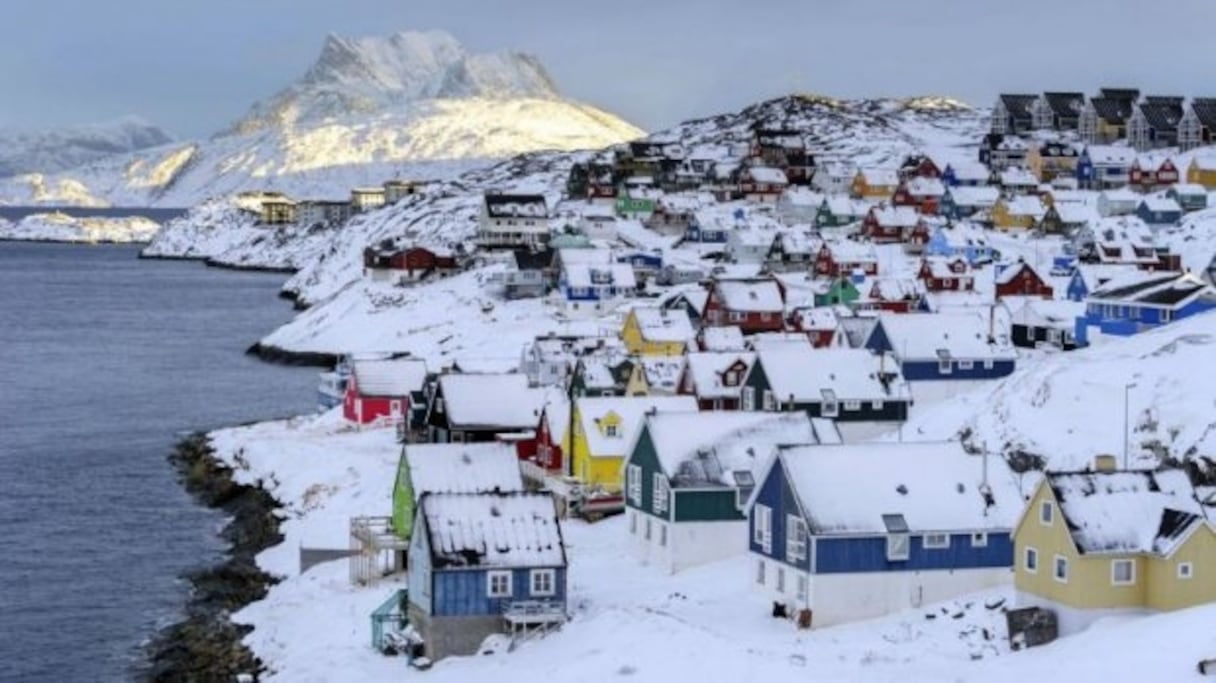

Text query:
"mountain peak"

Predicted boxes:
[[227, 30, 560, 135]]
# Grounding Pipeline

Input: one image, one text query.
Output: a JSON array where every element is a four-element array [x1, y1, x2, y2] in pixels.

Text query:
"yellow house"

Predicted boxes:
[[563, 395, 698, 494], [1013, 465, 1216, 636], [850, 168, 899, 199], [621, 307, 695, 356], [1025, 143, 1080, 182], [625, 362, 650, 397], [1186, 157, 1216, 189], [991, 196, 1046, 231]]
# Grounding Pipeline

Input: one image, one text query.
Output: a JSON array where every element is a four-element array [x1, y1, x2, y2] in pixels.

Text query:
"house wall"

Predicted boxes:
[[813, 533, 1012, 574], [621, 315, 686, 356], [432, 567, 567, 617], [628, 509, 746, 574], [407, 603, 503, 661], [567, 407, 627, 492], [899, 360, 1016, 382], [1144, 524, 1216, 612], [748, 457, 813, 573], [391, 458, 413, 537], [807, 567, 1011, 628]]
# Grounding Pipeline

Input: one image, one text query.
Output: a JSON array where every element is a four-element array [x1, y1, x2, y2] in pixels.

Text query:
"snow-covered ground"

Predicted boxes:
[[0, 211, 161, 243], [208, 409, 1216, 683]]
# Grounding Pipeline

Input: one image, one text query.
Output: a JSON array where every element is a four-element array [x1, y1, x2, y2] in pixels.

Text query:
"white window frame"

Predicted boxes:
[[786, 515, 807, 562], [1053, 554, 1069, 583], [958, 359, 974, 370], [530, 569, 556, 597], [606, 423, 619, 437], [923, 533, 950, 549], [729, 311, 745, 323], [886, 533, 910, 561], [843, 399, 861, 411], [762, 390, 775, 411], [653, 473, 669, 514], [754, 504, 773, 552], [971, 532, 988, 548], [983, 359, 994, 370], [626, 464, 642, 505], [1024, 546, 1038, 573], [822, 400, 839, 418], [1039, 500, 1053, 525], [938, 358, 953, 374], [742, 386, 756, 411], [487, 570, 513, 598], [1178, 562, 1194, 580], [1111, 559, 1135, 586], [871, 400, 884, 410]]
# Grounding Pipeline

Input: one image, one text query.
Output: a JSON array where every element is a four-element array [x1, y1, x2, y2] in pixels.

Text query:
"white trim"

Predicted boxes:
[[754, 504, 773, 552], [886, 533, 910, 561], [1178, 561, 1194, 580], [786, 514, 807, 562], [1039, 500, 1053, 526], [626, 464, 642, 505], [923, 533, 950, 549], [971, 532, 988, 547], [487, 570, 513, 598], [652, 473, 670, 514], [530, 568, 556, 596], [1053, 554, 1069, 583], [1110, 559, 1135, 586]]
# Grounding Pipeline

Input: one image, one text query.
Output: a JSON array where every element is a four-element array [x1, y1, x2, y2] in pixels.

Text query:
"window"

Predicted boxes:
[[797, 574, 809, 601], [729, 311, 745, 323], [1178, 562, 1194, 580], [983, 359, 994, 370], [1024, 547, 1038, 573], [939, 358, 952, 374], [763, 390, 775, 411], [487, 571, 513, 598], [886, 534, 910, 561], [843, 400, 861, 411], [753, 504, 773, 552], [629, 511, 637, 535], [1054, 555, 1069, 583], [871, 400, 884, 410], [625, 465, 642, 505], [606, 423, 619, 437], [1161, 309, 1173, 323], [1039, 501, 1053, 526], [756, 559, 766, 586], [530, 569, 555, 596], [742, 387, 756, 411], [971, 532, 988, 548], [958, 360, 974, 370], [653, 474, 669, 514], [435, 397, 445, 413], [822, 400, 838, 417], [776, 567, 786, 594], [645, 517, 652, 540], [1111, 559, 1134, 586], [786, 515, 807, 562], [760, 312, 772, 322], [923, 533, 950, 549]]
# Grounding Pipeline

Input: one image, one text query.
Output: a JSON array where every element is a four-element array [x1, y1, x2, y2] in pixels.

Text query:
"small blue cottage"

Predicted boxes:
[[407, 491, 568, 661], [863, 312, 1017, 382], [1134, 196, 1183, 227], [1082, 271, 1216, 336], [746, 442, 1023, 627]]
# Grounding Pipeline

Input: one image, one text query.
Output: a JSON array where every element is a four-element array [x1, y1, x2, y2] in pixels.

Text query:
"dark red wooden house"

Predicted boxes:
[[702, 278, 787, 333], [995, 261, 1054, 299]]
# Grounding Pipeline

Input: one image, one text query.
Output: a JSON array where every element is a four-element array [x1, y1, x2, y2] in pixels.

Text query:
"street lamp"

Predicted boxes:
[[1123, 382, 1138, 470]]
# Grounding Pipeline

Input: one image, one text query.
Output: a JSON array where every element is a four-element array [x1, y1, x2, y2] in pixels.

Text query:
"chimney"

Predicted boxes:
[[1092, 454, 1118, 473]]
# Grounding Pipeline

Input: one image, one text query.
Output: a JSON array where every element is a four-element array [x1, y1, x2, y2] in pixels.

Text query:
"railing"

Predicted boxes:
[[503, 600, 566, 623], [370, 588, 409, 652]]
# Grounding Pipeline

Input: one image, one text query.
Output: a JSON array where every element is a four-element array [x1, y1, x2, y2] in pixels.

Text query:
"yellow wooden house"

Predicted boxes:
[[1186, 157, 1216, 190], [850, 168, 900, 199], [562, 395, 698, 494], [1026, 143, 1081, 182], [1013, 463, 1216, 636], [620, 307, 695, 356], [990, 196, 1046, 231]]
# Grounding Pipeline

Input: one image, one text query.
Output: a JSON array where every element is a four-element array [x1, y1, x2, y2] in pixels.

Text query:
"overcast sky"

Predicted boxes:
[[3, 0, 1214, 138]]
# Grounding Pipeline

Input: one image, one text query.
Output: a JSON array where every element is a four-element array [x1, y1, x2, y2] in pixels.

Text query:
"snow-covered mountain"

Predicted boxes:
[[0, 30, 642, 207], [0, 117, 172, 179]]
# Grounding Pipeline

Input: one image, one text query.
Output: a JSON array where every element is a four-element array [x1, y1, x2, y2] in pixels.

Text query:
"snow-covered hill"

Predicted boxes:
[[0, 117, 172, 179], [0, 212, 160, 243], [0, 30, 642, 208]]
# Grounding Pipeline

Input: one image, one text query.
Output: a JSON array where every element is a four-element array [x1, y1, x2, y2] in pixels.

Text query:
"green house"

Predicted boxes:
[[569, 356, 635, 398], [622, 411, 820, 574], [616, 194, 656, 218], [813, 277, 860, 307], [389, 443, 525, 539]]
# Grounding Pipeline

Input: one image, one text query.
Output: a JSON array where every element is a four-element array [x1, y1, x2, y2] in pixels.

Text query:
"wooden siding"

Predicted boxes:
[[432, 567, 567, 617], [749, 457, 813, 573], [624, 427, 673, 521], [674, 488, 743, 522], [813, 533, 1012, 574]]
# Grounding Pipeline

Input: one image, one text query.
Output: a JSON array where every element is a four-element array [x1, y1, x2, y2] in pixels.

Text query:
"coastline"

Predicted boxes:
[[145, 433, 284, 682], [246, 341, 337, 368], [0, 236, 151, 246]]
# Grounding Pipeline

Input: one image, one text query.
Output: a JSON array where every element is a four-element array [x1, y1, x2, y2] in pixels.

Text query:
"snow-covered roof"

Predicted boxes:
[[563, 262, 637, 289], [640, 357, 684, 392], [1089, 271, 1215, 308], [1010, 298, 1085, 329], [1139, 195, 1181, 213], [948, 186, 1000, 208], [994, 261, 1042, 286], [1171, 183, 1207, 196], [824, 196, 870, 217], [780, 186, 825, 207], [755, 346, 908, 402], [795, 306, 839, 331], [948, 161, 991, 182], [1085, 145, 1136, 166], [714, 279, 784, 313], [906, 177, 946, 197], [923, 257, 974, 279], [350, 358, 428, 396], [438, 373, 543, 429], [700, 325, 747, 351], [875, 312, 1015, 360], [746, 166, 790, 186], [777, 442, 1025, 535], [646, 412, 818, 486], [420, 492, 566, 569], [683, 352, 755, 399], [1005, 195, 1046, 218], [485, 193, 547, 218], [999, 167, 1038, 187], [404, 443, 524, 501], [1101, 187, 1141, 203], [860, 168, 899, 187], [1053, 201, 1098, 225], [1045, 470, 1207, 556], [575, 395, 698, 456], [870, 205, 921, 228], [630, 306, 696, 344]]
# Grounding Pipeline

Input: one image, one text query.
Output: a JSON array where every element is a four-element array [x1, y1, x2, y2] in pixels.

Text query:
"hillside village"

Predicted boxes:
[[179, 89, 1216, 679]]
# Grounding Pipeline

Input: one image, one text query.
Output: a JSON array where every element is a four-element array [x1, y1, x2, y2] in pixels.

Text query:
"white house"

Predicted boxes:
[[480, 193, 550, 248]]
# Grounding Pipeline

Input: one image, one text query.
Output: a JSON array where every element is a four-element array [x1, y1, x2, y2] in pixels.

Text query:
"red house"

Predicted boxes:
[[702, 278, 786, 333], [917, 257, 976, 292], [1129, 158, 1180, 190], [738, 165, 790, 203], [815, 242, 879, 277], [517, 401, 569, 475], [678, 352, 755, 410], [898, 154, 942, 181], [861, 206, 926, 244], [791, 307, 844, 347], [995, 261, 1054, 299], [342, 358, 428, 425], [363, 245, 459, 282], [857, 278, 924, 313]]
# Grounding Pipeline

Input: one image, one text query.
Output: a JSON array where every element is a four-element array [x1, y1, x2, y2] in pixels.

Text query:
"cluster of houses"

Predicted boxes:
[[235, 179, 424, 226]]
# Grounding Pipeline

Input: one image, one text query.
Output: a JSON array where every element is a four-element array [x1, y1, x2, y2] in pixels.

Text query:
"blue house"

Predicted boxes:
[[1134, 196, 1183, 227], [941, 162, 990, 188], [616, 250, 663, 273], [863, 312, 1017, 381], [746, 442, 1023, 627], [1082, 271, 1216, 336], [1066, 269, 1090, 302], [686, 209, 739, 243], [557, 261, 637, 307], [923, 224, 996, 266], [407, 491, 568, 661]]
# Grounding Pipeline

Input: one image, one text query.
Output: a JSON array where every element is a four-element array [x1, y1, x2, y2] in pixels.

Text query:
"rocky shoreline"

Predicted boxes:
[[246, 341, 338, 368], [137, 251, 298, 275], [144, 433, 283, 682]]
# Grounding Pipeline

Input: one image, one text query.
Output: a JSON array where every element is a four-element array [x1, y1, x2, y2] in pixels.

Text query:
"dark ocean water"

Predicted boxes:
[[0, 242, 317, 681]]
